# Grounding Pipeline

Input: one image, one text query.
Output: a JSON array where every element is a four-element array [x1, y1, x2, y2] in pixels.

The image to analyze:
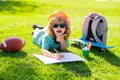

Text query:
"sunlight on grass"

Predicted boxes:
[[0, 0, 120, 80]]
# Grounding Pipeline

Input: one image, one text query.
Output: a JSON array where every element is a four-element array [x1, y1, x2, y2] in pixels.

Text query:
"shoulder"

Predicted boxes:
[[43, 35, 53, 40], [65, 39, 69, 47], [41, 35, 55, 50], [42, 35, 54, 43]]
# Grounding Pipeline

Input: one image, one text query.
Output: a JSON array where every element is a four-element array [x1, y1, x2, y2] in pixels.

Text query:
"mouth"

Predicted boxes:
[[57, 30, 62, 33]]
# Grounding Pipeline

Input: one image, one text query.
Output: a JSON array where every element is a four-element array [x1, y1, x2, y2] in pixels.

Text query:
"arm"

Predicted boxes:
[[41, 36, 64, 59], [56, 34, 67, 51], [41, 49, 63, 60], [59, 39, 67, 51]]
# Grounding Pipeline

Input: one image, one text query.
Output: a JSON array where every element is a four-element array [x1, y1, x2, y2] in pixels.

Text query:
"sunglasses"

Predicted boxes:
[[53, 23, 66, 28]]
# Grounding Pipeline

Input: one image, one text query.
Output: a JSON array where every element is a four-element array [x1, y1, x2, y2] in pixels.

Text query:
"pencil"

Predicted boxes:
[[53, 48, 59, 53]]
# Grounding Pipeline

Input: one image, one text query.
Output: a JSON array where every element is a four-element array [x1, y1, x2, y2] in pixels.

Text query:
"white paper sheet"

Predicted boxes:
[[33, 52, 85, 64]]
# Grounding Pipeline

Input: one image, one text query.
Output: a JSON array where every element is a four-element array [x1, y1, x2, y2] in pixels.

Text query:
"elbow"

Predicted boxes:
[[61, 48, 67, 51]]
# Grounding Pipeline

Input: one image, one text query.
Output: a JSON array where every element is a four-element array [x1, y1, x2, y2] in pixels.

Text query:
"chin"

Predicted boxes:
[[56, 34, 62, 36], [55, 33, 61, 36]]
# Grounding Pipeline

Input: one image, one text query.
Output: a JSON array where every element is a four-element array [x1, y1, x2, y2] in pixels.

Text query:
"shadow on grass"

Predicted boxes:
[[58, 50, 92, 77], [0, 1, 44, 14], [0, 59, 37, 80], [71, 43, 120, 67], [91, 47, 120, 67], [63, 62, 92, 77], [0, 50, 27, 58]]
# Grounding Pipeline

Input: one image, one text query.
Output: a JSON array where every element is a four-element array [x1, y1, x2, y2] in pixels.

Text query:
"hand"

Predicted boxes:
[[54, 54, 64, 60], [56, 34, 67, 42]]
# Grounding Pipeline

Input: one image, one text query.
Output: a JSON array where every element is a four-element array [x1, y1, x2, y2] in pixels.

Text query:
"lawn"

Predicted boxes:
[[0, 0, 120, 80]]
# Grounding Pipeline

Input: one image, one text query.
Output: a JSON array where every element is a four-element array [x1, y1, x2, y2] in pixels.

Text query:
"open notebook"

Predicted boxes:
[[33, 52, 85, 64]]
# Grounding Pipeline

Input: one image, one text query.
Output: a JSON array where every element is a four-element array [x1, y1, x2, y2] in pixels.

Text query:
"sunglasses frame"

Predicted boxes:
[[53, 23, 66, 28]]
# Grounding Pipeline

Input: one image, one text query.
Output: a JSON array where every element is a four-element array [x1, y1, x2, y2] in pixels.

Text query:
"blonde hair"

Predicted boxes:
[[45, 10, 71, 40]]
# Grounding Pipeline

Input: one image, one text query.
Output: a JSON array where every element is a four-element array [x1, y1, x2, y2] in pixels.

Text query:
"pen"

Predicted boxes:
[[53, 48, 59, 53], [53, 48, 64, 59]]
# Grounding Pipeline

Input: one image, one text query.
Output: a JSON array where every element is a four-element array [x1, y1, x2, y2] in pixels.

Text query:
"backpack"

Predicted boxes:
[[71, 12, 114, 50], [81, 12, 108, 45]]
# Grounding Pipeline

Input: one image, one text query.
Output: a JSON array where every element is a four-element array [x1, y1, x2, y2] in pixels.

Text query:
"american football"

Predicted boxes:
[[0, 36, 25, 52]]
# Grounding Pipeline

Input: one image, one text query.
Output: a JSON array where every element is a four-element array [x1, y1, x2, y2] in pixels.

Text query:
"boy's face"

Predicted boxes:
[[52, 19, 66, 36], [51, 17, 67, 36], [52, 24, 66, 36]]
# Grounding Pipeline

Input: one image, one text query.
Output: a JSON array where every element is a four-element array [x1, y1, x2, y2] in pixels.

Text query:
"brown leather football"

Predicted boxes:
[[0, 36, 25, 52]]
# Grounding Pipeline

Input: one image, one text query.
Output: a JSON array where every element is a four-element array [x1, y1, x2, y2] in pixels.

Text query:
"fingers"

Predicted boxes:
[[54, 54, 64, 60], [62, 34, 67, 37]]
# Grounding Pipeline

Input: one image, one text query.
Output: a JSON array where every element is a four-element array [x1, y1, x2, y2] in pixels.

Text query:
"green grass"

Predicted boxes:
[[0, 0, 120, 80]]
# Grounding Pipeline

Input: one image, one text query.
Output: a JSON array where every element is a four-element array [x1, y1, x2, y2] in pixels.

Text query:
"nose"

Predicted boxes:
[[57, 25, 61, 28]]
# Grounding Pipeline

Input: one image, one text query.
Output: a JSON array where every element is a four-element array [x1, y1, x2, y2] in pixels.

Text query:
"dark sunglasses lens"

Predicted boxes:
[[53, 24, 66, 28], [61, 24, 66, 28], [53, 24, 58, 28]]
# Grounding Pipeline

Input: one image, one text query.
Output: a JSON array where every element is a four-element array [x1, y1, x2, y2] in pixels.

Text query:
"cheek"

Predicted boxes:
[[53, 28, 56, 32], [63, 28, 66, 33], [53, 28, 58, 34]]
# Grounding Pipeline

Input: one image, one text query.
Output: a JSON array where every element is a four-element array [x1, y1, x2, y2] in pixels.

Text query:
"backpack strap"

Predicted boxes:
[[81, 15, 91, 40], [91, 15, 107, 44], [100, 16, 108, 44]]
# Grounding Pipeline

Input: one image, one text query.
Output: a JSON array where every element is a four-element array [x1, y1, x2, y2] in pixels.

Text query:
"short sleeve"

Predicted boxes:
[[41, 35, 54, 50], [66, 40, 69, 47]]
